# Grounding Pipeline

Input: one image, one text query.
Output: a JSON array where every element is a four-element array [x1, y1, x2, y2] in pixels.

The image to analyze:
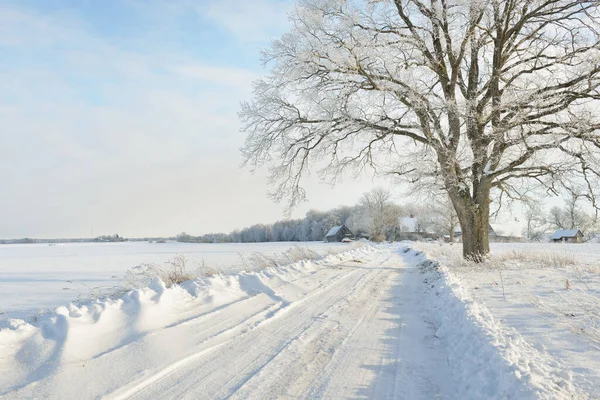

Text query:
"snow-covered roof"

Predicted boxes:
[[551, 229, 581, 239], [325, 226, 342, 237]]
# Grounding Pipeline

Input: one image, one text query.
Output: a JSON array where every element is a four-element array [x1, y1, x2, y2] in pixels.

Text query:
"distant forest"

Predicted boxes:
[[176, 188, 450, 243], [4, 185, 596, 244], [177, 207, 356, 244]]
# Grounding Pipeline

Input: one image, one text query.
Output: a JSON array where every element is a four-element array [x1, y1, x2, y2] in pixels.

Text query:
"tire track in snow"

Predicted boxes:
[[197, 268, 377, 399], [106, 265, 367, 400], [224, 251, 455, 400], [227, 268, 390, 399], [303, 268, 392, 399], [119, 267, 373, 399], [95, 262, 357, 378]]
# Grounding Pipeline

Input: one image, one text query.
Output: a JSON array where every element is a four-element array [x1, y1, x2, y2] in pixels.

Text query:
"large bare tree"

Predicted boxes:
[[241, 0, 600, 260]]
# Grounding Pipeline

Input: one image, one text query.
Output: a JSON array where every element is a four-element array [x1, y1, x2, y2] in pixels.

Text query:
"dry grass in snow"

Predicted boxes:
[[412, 241, 600, 394], [60, 244, 354, 312], [238, 246, 321, 270]]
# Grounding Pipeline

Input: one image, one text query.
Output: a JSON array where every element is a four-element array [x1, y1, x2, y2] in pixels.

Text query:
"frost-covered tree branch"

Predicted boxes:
[[240, 0, 600, 260]]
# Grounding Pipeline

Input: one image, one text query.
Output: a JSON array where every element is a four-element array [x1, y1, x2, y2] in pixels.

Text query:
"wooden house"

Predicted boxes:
[[325, 225, 353, 242], [551, 229, 584, 243]]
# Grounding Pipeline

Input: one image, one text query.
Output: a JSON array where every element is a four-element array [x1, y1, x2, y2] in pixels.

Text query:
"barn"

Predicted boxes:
[[325, 225, 353, 242], [551, 229, 584, 243]]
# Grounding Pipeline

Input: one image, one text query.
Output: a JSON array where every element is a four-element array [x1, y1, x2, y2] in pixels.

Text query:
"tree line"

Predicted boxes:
[[176, 188, 453, 244], [178, 185, 600, 244], [522, 192, 599, 241]]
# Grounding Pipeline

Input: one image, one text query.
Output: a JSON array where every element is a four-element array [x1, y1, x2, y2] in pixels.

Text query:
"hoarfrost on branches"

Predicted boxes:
[[241, 0, 600, 260]]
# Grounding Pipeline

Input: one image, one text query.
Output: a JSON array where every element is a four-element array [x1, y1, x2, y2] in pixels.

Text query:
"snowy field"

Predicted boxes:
[[413, 241, 600, 397], [0, 242, 598, 398], [0, 241, 347, 321], [2, 244, 454, 399]]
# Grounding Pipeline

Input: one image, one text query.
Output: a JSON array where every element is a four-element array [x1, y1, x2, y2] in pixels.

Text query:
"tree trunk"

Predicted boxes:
[[449, 185, 491, 262], [459, 209, 490, 262]]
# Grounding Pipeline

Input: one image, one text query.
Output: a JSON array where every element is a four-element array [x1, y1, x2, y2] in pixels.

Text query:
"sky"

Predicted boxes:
[[0, 0, 395, 239]]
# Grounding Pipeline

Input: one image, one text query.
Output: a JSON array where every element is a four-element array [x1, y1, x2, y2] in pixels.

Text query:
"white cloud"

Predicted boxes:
[[0, 1, 388, 239], [200, 0, 293, 43], [173, 65, 259, 89], [0, 5, 79, 46]]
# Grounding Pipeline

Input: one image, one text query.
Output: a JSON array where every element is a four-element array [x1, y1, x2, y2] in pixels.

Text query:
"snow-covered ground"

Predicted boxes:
[[0, 241, 347, 321], [1, 244, 452, 399], [1, 242, 592, 399], [413, 241, 600, 398]]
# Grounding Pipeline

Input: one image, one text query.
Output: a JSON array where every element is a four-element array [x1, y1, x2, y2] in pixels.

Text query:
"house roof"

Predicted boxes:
[[551, 229, 581, 239], [325, 226, 343, 237]]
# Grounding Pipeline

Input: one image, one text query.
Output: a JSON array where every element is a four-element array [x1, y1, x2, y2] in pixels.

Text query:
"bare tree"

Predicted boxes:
[[358, 187, 398, 241], [549, 206, 568, 230], [549, 192, 598, 238], [426, 196, 459, 242], [333, 205, 354, 226], [401, 203, 436, 233], [522, 202, 547, 241], [564, 192, 597, 237], [241, 0, 600, 261]]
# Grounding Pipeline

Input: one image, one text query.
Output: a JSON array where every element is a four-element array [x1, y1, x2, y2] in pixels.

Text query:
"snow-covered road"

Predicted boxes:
[[116, 249, 453, 400], [2, 246, 456, 399], [3, 244, 583, 399]]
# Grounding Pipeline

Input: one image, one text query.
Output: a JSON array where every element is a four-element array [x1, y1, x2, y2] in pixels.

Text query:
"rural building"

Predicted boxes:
[[551, 229, 584, 243], [399, 215, 419, 233], [325, 225, 353, 242], [454, 224, 497, 238], [397, 215, 440, 241]]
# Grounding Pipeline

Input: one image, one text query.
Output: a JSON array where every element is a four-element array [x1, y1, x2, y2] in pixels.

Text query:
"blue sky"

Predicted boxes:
[[0, 0, 392, 238]]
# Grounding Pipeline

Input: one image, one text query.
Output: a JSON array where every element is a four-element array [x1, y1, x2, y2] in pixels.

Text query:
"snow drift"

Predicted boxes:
[[415, 251, 583, 399], [0, 246, 377, 396], [1, 243, 589, 399]]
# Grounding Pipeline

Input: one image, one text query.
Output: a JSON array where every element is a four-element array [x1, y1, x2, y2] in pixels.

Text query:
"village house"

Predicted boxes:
[[324, 225, 353, 242], [399, 215, 419, 233], [551, 229, 584, 243]]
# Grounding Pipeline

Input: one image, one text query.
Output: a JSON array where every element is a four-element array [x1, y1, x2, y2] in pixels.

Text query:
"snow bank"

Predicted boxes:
[[0, 244, 375, 395], [415, 252, 584, 400]]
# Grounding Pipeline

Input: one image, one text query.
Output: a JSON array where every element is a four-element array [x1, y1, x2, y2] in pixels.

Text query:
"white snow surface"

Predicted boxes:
[[0, 242, 591, 399], [414, 242, 600, 399], [0, 241, 346, 320]]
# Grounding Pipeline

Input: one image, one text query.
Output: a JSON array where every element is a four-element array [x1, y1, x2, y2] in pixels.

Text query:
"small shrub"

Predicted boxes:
[[245, 252, 280, 270], [237, 246, 323, 272], [197, 262, 219, 278], [49, 255, 210, 317], [63, 281, 114, 302], [282, 246, 319, 263], [131, 254, 197, 288]]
